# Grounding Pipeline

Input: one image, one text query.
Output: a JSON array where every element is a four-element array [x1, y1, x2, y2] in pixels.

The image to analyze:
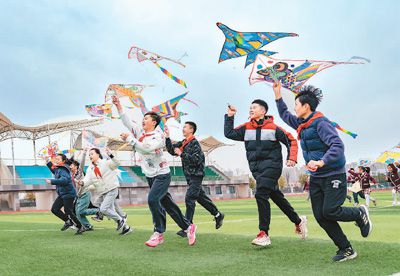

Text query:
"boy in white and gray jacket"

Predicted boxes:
[[113, 95, 197, 248]]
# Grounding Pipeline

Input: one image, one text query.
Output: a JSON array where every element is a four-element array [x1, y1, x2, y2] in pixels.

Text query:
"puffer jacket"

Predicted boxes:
[[47, 162, 77, 199]]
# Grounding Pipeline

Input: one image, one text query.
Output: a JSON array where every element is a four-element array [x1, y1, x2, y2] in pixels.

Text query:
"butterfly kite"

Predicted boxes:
[[128, 45, 187, 88], [216, 22, 298, 68], [105, 84, 149, 114]]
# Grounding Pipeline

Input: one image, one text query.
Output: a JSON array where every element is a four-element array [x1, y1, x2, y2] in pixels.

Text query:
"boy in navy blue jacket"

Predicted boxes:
[[273, 82, 372, 262], [45, 154, 82, 233]]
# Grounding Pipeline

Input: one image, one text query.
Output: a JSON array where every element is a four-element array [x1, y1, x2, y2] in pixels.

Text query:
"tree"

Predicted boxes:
[[249, 177, 256, 190], [25, 192, 36, 201], [298, 174, 309, 187], [278, 176, 286, 189]]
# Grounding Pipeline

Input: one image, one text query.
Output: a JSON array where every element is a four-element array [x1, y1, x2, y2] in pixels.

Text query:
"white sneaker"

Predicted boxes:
[[295, 216, 308, 240], [393, 201, 397, 206], [251, 231, 271, 246]]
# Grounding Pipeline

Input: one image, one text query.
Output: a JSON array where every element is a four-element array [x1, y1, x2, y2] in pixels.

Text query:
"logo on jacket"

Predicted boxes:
[[331, 180, 341, 189]]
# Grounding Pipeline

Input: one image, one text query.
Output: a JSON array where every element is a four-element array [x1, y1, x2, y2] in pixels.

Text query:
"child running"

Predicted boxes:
[[273, 82, 372, 262], [224, 99, 308, 247], [348, 166, 377, 208], [165, 122, 224, 237], [386, 163, 400, 206], [45, 154, 83, 233], [113, 95, 196, 247]]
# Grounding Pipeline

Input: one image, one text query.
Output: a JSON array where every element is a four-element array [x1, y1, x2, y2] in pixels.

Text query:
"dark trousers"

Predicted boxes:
[[255, 187, 301, 233], [353, 191, 365, 204], [51, 196, 82, 228], [147, 173, 190, 233], [310, 173, 361, 250], [185, 175, 219, 223]]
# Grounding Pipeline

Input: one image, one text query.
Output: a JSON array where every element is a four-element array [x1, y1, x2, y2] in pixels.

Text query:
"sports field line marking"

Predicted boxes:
[[0, 228, 107, 232]]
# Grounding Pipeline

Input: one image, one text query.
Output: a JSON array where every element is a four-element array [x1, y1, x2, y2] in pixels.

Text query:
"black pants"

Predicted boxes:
[[353, 191, 365, 204], [147, 173, 190, 233], [51, 196, 82, 228], [310, 173, 361, 250], [255, 187, 301, 233], [185, 176, 219, 223]]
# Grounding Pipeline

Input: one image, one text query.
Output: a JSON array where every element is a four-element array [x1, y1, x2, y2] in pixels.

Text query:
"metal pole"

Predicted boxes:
[[33, 139, 37, 165], [11, 138, 16, 185]]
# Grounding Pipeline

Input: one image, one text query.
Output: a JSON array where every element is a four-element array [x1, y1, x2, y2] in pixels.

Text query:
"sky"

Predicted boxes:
[[0, 0, 399, 171]]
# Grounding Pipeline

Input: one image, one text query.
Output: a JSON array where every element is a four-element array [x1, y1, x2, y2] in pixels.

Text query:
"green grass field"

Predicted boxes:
[[0, 192, 399, 276]]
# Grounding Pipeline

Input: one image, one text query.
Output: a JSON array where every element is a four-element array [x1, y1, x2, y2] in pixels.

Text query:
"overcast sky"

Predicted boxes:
[[0, 0, 399, 171]]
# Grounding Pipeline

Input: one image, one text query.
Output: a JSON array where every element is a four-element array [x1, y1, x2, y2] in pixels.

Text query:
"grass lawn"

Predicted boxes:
[[0, 192, 399, 275]]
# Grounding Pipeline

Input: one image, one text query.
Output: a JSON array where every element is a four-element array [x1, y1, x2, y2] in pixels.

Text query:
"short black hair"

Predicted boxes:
[[349, 168, 354, 171], [252, 99, 268, 113], [295, 85, 323, 111], [144, 112, 161, 127], [185, 121, 197, 134]]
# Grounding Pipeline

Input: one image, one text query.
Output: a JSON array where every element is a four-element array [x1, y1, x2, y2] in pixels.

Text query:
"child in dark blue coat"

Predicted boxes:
[[46, 154, 82, 233]]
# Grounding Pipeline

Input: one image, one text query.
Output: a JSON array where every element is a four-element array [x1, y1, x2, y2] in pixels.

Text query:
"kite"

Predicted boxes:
[[248, 55, 369, 138], [249, 55, 368, 92], [105, 84, 149, 114], [128, 45, 187, 88], [82, 130, 108, 150], [85, 104, 119, 119], [37, 142, 59, 160], [57, 149, 77, 155], [376, 143, 400, 163], [151, 92, 189, 121], [216, 22, 298, 67]]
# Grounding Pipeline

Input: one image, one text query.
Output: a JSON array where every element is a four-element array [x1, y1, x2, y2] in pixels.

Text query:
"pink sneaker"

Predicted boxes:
[[145, 232, 164, 248], [187, 224, 197, 246]]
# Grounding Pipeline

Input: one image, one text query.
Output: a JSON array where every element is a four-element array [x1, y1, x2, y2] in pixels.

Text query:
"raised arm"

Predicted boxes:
[[273, 82, 301, 130], [113, 95, 141, 137]]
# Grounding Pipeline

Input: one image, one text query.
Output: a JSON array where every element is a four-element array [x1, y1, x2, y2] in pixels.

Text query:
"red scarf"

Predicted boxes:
[[51, 162, 65, 170], [179, 136, 196, 152], [139, 133, 154, 142], [296, 112, 324, 140], [93, 163, 102, 178]]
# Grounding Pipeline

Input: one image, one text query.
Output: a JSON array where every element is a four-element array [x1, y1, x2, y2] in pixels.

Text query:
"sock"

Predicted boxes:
[[365, 194, 370, 207]]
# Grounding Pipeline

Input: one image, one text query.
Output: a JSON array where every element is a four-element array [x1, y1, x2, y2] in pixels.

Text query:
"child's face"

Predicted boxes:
[[142, 115, 156, 132], [249, 103, 266, 120], [294, 99, 309, 118], [182, 123, 194, 137], [70, 164, 78, 173], [388, 165, 393, 172], [89, 150, 100, 163], [358, 167, 363, 173], [54, 155, 63, 166]]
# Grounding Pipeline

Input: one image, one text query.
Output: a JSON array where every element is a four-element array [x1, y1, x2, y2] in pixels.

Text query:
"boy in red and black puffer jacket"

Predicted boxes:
[[224, 99, 307, 247]]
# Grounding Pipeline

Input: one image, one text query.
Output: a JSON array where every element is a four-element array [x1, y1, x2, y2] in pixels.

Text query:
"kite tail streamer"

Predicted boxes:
[[331, 122, 358, 139], [182, 97, 199, 107], [153, 61, 187, 88]]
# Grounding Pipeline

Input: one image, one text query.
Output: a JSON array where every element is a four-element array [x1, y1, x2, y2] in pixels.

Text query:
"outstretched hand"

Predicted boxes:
[[273, 81, 282, 99], [112, 95, 122, 112], [164, 125, 170, 138]]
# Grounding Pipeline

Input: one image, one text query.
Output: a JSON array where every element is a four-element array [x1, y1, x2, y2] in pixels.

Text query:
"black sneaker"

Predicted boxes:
[[214, 212, 225, 229], [116, 219, 126, 231], [86, 226, 94, 231], [176, 229, 187, 238], [75, 227, 86, 235], [60, 220, 74, 231], [332, 247, 357, 262], [91, 211, 104, 222], [356, 205, 373, 238], [120, 226, 133, 236]]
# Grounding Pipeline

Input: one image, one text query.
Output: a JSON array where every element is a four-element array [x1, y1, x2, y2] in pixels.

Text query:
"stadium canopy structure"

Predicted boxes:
[[0, 112, 102, 183]]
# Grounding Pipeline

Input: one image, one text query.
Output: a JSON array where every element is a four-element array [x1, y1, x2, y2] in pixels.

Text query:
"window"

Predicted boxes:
[[229, 186, 236, 194], [203, 186, 211, 195], [215, 186, 222, 195]]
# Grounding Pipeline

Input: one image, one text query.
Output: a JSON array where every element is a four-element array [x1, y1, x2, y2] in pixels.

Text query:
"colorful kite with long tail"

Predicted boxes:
[[128, 45, 187, 88], [216, 22, 298, 67]]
